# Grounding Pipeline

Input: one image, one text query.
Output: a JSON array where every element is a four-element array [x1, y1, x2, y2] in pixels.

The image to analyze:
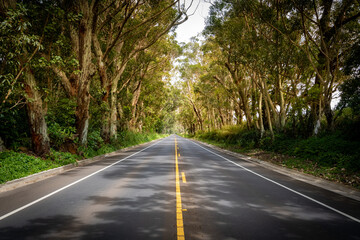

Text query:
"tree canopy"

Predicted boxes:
[[1, 0, 359, 159]]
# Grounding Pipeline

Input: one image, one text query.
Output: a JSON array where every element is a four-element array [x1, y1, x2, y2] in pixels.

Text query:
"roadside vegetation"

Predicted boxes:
[[0, 1, 182, 184], [187, 125, 360, 189], [176, 1, 360, 189], [1, 1, 360, 189], [0, 131, 165, 184]]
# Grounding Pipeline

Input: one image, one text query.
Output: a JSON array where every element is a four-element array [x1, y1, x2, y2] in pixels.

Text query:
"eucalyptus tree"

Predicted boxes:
[[246, 0, 360, 134], [205, 6, 255, 129], [128, 36, 178, 132], [0, 2, 55, 155], [46, 0, 100, 146], [50, 0, 190, 144], [90, 0, 189, 142], [178, 40, 206, 131]]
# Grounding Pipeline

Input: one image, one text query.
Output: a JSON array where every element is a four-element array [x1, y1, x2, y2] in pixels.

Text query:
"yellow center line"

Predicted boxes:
[[182, 172, 187, 183], [175, 137, 185, 240]]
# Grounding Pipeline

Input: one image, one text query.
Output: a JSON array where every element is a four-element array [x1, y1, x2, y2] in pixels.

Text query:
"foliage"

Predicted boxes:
[[177, 0, 360, 139], [191, 128, 360, 188], [337, 78, 360, 116], [261, 133, 360, 171], [47, 98, 77, 128], [0, 150, 78, 184], [47, 122, 76, 149], [195, 125, 260, 149], [0, 106, 30, 149], [195, 125, 360, 172], [1, 1, 180, 155], [0, 131, 165, 184], [47, 149, 80, 165]]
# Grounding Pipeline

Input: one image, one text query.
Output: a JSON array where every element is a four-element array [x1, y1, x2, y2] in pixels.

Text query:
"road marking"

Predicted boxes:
[[0, 138, 166, 221], [189, 139, 360, 224], [182, 172, 187, 183], [175, 137, 185, 240]]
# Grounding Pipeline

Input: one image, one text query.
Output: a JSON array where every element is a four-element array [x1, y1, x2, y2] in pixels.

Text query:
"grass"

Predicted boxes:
[[186, 126, 360, 189], [0, 131, 166, 184], [0, 150, 80, 184]]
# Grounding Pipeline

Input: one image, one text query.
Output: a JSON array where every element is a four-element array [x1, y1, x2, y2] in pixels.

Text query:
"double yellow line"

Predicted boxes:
[[175, 137, 185, 240]]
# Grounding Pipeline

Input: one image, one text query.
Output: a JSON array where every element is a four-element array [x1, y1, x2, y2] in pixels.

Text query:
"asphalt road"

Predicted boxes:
[[0, 135, 359, 239]]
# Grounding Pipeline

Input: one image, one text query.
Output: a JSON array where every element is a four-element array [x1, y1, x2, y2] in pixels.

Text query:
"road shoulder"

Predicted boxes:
[[188, 138, 360, 202]]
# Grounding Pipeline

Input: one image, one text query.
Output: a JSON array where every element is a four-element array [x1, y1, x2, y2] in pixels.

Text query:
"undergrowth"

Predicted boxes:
[[0, 150, 79, 184], [0, 131, 166, 184], [189, 126, 360, 189]]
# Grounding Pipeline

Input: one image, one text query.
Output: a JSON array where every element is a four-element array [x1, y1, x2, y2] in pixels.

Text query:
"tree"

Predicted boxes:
[[0, 2, 50, 155]]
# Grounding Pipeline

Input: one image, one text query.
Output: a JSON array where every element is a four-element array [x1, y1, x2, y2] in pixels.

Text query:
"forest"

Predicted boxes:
[[1, 0, 360, 187]]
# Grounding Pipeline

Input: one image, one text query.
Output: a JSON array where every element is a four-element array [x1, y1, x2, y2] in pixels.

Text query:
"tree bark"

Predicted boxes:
[[109, 59, 129, 139], [278, 76, 286, 129], [129, 80, 142, 131], [24, 69, 50, 156], [262, 82, 274, 139], [258, 92, 265, 138], [75, 0, 97, 145]]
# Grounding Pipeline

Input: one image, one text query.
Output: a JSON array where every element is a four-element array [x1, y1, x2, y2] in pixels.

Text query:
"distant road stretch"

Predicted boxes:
[[0, 135, 359, 239]]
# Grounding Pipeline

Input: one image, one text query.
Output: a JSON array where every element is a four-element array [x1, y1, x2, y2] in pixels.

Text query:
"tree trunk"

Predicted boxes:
[[93, 31, 112, 142], [24, 69, 50, 156], [109, 61, 128, 139], [262, 84, 274, 139], [129, 80, 142, 131], [101, 111, 111, 143], [109, 89, 118, 139], [263, 80, 280, 129], [259, 92, 265, 138], [324, 97, 334, 131], [75, 0, 96, 146], [238, 88, 252, 129], [278, 77, 286, 130], [76, 86, 90, 146]]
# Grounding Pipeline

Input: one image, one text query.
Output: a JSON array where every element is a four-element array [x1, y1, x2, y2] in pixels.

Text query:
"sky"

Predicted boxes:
[[175, 0, 212, 43]]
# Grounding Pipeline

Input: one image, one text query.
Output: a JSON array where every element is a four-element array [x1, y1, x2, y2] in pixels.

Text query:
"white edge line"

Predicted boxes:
[[0, 138, 165, 221], [188, 138, 360, 224]]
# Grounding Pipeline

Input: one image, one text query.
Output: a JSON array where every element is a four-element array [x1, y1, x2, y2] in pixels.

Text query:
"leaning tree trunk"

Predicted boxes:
[[24, 69, 50, 156]]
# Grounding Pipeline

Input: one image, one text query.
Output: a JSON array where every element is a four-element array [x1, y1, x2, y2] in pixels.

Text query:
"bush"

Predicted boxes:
[[48, 122, 76, 149], [195, 125, 260, 149], [87, 130, 104, 150], [47, 150, 80, 165], [262, 132, 360, 171], [194, 126, 360, 173], [47, 98, 76, 127], [0, 106, 31, 149]]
